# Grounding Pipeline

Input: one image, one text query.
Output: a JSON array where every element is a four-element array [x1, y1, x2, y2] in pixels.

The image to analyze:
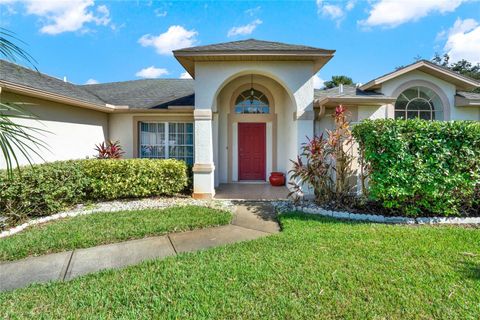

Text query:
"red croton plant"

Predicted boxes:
[[94, 140, 125, 159], [289, 105, 355, 205]]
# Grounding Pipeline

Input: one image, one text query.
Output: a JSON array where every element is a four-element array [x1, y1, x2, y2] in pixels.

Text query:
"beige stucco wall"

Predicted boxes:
[[108, 112, 194, 159], [0, 91, 108, 169]]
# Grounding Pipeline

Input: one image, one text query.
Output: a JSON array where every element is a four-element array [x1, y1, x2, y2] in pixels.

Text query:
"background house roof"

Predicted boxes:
[[360, 60, 480, 91], [314, 85, 395, 107]]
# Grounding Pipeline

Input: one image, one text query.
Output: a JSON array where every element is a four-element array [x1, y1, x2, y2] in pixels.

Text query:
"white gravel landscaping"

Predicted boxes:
[[272, 200, 480, 225], [0, 197, 234, 239]]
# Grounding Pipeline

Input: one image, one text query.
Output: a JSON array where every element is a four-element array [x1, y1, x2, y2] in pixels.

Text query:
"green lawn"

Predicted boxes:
[[0, 206, 232, 261], [1, 213, 479, 319]]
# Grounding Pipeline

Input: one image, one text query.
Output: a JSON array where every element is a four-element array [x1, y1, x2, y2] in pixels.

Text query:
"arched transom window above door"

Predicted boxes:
[[234, 88, 270, 114], [394, 86, 444, 120]]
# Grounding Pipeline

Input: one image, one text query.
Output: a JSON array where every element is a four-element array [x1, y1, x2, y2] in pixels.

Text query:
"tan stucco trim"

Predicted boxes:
[[227, 83, 277, 183], [360, 60, 480, 91], [192, 192, 214, 199], [192, 163, 215, 173], [132, 115, 194, 158], [391, 79, 451, 121], [193, 109, 213, 120]]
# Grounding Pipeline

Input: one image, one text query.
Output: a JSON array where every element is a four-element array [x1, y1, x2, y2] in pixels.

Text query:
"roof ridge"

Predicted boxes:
[[80, 78, 194, 87]]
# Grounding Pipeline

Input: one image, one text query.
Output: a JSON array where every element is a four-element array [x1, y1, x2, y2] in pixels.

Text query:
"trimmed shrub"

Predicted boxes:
[[82, 159, 188, 200], [0, 159, 188, 220], [0, 161, 89, 219], [352, 119, 480, 216]]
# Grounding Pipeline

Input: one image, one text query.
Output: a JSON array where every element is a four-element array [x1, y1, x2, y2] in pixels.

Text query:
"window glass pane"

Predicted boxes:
[[403, 88, 418, 100], [407, 111, 418, 119], [165, 122, 194, 165], [394, 111, 405, 119], [139, 122, 165, 158], [394, 100, 408, 110], [419, 111, 433, 120], [408, 99, 431, 111], [235, 89, 270, 114]]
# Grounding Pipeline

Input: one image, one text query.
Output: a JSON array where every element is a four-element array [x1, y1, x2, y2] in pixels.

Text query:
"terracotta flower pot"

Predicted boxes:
[[269, 172, 285, 186]]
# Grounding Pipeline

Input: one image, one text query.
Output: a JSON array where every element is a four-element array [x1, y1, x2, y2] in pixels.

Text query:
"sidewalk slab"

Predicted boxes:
[[0, 251, 72, 292], [64, 236, 175, 280], [232, 202, 280, 234], [169, 224, 268, 253]]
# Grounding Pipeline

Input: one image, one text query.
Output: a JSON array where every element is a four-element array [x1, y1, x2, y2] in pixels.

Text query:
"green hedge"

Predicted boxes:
[[352, 119, 480, 216], [0, 159, 188, 218]]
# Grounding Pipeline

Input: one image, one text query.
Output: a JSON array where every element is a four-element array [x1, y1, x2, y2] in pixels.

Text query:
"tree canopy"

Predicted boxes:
[[432, 53, 480, 93], [324, 75, 354, 89]]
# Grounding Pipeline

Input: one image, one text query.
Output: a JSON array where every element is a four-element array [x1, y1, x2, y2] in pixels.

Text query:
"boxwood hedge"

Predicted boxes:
[[352, 119, 480, 216], [0, 159, 188, 219]]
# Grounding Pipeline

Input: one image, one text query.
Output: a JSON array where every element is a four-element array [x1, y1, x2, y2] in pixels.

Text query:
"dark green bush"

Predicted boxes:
[[352, 119, 480, 216], [0, 159, 188, 219]]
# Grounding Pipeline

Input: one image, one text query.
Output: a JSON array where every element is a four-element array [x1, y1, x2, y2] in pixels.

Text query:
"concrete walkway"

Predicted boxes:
[[0, 202, 279, 292]]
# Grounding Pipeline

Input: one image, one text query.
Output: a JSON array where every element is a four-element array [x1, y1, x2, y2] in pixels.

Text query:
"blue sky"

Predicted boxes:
[[1, 0, 479, 87]]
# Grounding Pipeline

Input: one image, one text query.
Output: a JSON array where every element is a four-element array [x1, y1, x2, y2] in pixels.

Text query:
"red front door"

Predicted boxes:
[[238, 122, 266, 180]]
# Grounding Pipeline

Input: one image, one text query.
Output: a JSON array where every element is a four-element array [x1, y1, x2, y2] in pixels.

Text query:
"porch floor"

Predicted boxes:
[[215, 183, 289, 200]]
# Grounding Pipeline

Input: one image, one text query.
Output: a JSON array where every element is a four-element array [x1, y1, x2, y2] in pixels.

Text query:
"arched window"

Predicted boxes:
[[234, 89, 270, 114], [394, 86, 443, 120]]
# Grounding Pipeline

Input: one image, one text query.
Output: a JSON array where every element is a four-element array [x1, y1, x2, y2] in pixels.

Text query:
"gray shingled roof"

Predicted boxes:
[[0, 60, 194, 109], [314, 85, 388, 100], [82, 79, 194, 109], [457, 91, 480, 100], [0, 60, 105, 106], [174, 39, 334, 53]]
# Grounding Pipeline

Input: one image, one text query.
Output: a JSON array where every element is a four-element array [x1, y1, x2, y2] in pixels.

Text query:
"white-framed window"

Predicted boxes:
[[235, 88, 270, 114], [139, 122, 194, 165], [394, 86, 443, 120]]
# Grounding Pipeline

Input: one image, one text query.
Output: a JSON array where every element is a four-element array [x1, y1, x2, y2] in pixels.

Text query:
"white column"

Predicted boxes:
[[192, 109, 215, 199]]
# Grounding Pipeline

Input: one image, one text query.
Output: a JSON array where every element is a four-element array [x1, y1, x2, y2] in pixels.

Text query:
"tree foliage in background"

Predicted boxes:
[[432, 53, 480, 93], [0, 28, 48, 176], [324, 75, 354, 89], [352, 119, 480, 216]]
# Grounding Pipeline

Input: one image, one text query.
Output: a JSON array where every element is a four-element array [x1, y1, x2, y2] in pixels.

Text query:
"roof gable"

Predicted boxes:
[[360, 60, 480, 91], [173, 38, 335, 78]]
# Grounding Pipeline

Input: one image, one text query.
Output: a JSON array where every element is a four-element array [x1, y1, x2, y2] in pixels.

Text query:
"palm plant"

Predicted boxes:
[[0, 28, 48, 177]]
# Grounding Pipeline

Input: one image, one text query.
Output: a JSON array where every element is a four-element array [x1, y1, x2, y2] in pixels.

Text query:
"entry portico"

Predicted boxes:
[[173, 39, 335, 198]]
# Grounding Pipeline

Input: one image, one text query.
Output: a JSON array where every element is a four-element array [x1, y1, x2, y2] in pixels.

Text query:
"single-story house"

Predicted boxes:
[[1, 39, 479, 198]]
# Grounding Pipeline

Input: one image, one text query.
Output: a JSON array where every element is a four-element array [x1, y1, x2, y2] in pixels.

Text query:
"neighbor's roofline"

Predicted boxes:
[[314, 96, 396, 107], [360, 60, 480, 91]]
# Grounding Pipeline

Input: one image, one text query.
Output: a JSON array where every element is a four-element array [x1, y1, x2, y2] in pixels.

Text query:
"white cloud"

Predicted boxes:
[[179, 72, 192, 79], [317, 0, 344, 19], [135, 66, 169, 79], [359, 0, 466, 28], [227, 19, 262, 37], [313, 74, 325, 89], [85, 78, 99, 84], [345, 0, 356, 11], [154, 9, 167, 17], [14, 0, 112, 35], [443, 18, 480, 64], [245, 6, 261, 16], [139, 25, 198, 55]]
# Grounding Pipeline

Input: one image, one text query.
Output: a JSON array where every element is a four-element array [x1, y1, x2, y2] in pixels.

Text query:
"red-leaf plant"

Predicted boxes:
[[94, 140, 125, 159], [289, 105, 355, 205]]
